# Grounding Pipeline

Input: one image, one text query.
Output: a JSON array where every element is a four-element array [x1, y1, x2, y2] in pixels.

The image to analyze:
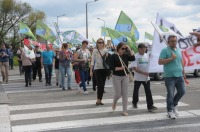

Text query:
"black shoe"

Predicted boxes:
[[39, 80, 43, 82], [68, 87, 72, 90], [59, 84, 62, 88], [133, 104, 138, 109], [29, 82, 31, 86], [49, 83, 52, 86], [87, 81, 89, 85], [148, 106, 158, 112], [62, 87, 65, 90], [99, 102, 104, 105], [56, 82, 58, 86], [25, 84, 28, 87]]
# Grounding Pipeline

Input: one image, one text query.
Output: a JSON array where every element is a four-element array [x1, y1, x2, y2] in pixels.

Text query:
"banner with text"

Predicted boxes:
[[148, 14, 200, 73]]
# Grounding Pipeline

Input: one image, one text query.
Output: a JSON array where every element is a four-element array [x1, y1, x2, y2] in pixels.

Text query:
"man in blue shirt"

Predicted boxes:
[[0, 44, 9, 83], [41, 44, 55, 86], [158, 35, 186, 119]]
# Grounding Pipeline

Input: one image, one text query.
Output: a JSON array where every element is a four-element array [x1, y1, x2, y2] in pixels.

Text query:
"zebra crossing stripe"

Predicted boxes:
[[10, 102, 188, 121], [9, 95, 165, 111], [11, 111, 197, 132], [4, 85, 114, 93]]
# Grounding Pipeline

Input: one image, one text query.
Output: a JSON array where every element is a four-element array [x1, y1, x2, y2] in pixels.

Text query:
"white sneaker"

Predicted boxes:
[[174, 106, 179, 116], [168, 111, 176, 119], [83, 91, 89, 94]]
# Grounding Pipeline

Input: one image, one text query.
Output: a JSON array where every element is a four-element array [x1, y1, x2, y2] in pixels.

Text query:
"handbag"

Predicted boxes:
[[117, 54, 134, 83], [97, 49, 110, 69], [77, 50, 89, 71], [97, 49, 111, 76]]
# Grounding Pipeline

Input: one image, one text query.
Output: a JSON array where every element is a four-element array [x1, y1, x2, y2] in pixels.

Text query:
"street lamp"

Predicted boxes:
[[57, 14, 66, 26], [86, 0, 98, 39], [97, 18, 105, 41]]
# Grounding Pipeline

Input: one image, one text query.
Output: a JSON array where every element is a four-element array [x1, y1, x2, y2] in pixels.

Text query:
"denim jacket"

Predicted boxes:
[[0, 49, 9, 62]]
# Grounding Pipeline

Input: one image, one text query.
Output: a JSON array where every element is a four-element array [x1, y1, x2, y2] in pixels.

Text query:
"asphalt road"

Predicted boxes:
[[1, 70, 200, 132]]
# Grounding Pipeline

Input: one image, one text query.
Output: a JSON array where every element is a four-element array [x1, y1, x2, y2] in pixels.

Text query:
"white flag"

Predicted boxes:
[[151, 22, 183, 39]]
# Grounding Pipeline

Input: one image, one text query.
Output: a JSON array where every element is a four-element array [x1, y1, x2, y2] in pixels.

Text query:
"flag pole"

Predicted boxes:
[[151, 22, 168, 46], [53, 22, 63, 45]]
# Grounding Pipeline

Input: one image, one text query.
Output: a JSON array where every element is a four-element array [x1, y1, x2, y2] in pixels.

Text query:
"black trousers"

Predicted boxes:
[[94, 69, 107, 100], [18, 61, 24, 75], [33, 63, 42, 80], [23, 66, 32, 85], [92, 72, 97, 89], [132, 81, 154, 109], [87, 68, 91, 82], [9, 59, 13, 69]]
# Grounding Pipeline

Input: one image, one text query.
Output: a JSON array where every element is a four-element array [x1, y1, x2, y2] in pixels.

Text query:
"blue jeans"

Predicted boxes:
[[59, 64, 71, 88], [44, 64, 52, 84], [164, 77, 186, 112], [79, 70, 88, 92]]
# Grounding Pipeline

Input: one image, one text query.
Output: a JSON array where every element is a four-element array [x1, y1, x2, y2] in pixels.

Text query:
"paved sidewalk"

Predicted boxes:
[[0, 67, 17, 131], [0, 84, 9, 104], [0, 105, 11, 132]]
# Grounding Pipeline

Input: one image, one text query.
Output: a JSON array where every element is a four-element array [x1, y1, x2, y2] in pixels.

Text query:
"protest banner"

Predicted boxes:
[[149, 14, 200, 73]]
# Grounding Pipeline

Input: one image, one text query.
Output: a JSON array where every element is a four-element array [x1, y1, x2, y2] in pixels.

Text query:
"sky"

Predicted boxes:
[[20, 0, 200, 43]]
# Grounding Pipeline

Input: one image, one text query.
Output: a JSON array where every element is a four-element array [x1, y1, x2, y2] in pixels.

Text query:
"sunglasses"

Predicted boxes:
[[97, 42, 104, 44]]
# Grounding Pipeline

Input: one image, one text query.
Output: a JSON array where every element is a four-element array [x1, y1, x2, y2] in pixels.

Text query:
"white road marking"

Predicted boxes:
[[5, 85, 113, 93], [11, 111, 196, 132], [116, 123, 200, 132], [188, 110, 200, 116], [9, 95, 165, 111], [10, 102, 188, 121]]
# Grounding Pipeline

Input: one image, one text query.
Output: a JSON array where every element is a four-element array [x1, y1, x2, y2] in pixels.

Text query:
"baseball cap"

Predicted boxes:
[[138, 43, 146, 48]]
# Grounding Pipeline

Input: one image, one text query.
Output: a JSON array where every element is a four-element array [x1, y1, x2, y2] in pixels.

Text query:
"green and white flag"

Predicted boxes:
[[19, 22, 36, 40], [36, 20, 56, 43], [145, 32, 154, 40], [62, 30, 88, 45], [101, 27, 109, 37], [107, 27, 138, 53], [115, 11, 139, 42]]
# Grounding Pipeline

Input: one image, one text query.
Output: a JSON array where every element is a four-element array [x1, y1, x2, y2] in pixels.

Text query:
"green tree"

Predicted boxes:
[[0, 0, 46, 51]]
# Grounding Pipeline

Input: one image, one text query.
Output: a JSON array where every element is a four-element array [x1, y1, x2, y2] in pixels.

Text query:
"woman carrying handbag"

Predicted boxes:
[[110, 42, 135, 116], [90, 38, 109, 105]]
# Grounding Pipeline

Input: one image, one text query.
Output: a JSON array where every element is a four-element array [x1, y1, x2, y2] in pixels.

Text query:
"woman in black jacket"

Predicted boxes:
[[110, 42, 135, 116]]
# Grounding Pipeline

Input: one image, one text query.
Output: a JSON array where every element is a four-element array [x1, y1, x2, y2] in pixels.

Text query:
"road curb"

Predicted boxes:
[[0, 84, 9, 104], [0, 105, 11, 132], [0, 84, 11, 132]]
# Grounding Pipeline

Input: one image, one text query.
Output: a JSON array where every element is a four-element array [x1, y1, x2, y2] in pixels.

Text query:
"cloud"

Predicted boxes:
[[175, 0, 200, 6], [21, 0, 200, 42]]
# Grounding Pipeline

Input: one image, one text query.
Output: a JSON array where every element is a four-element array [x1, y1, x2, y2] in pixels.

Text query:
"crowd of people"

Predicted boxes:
[[1, 32, 200, 117]]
